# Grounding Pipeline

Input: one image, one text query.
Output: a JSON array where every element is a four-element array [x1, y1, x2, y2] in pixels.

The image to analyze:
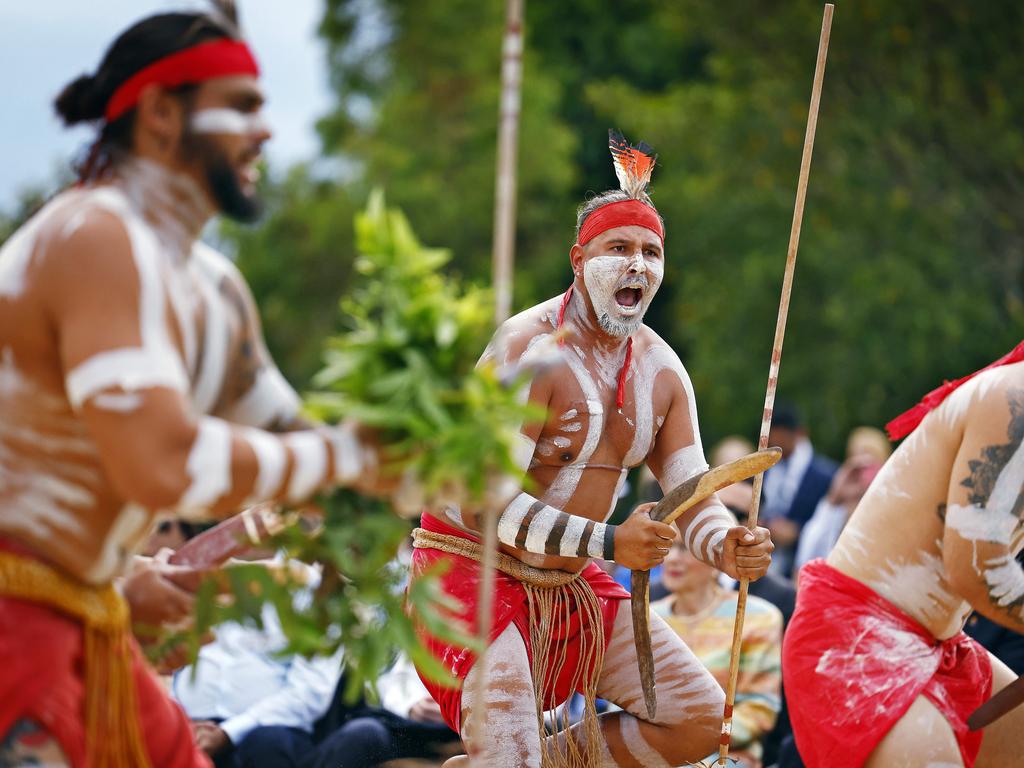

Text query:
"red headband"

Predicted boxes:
[[578, 199, 664, 246], [104, 39, 260, 123]]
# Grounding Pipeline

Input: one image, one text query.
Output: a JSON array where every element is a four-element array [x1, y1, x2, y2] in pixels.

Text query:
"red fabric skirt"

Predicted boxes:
[[410, 513, 630, 733], [783, 559, 992, 768], [0, 540, 210, 768]]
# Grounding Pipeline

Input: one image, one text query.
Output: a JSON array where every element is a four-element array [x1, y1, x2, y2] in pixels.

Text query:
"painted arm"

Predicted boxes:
[[43, 211, 370, 517], [943, 381, 1024, 633], [646, 358, 735, 568]]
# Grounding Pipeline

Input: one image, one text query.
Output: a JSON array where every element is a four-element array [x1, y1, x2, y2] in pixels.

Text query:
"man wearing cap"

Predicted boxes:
[[0, 7, 385, 766], [409, 132, 775, 767]]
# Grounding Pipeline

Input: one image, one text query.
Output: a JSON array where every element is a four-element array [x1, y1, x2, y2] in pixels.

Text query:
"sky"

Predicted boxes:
[[0, 1, 333, 210]]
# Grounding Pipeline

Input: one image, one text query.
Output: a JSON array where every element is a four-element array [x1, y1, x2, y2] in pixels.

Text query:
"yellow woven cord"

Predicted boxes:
[[413, 528, 605, 768], [0, 551, 151, 768]]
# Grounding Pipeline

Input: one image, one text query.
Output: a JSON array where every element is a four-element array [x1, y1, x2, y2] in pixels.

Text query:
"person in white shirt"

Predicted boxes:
[[171, 565, 342, 768]]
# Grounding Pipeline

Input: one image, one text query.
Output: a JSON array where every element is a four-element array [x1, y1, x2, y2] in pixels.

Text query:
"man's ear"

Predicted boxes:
[[134, 85, 187, 153], [569, 243, 585, 276]]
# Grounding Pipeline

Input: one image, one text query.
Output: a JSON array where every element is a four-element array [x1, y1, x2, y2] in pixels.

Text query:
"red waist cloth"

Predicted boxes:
[[782, 560, 992, 768], [0, 539, 210, 768], [410, 513, 630, 733]]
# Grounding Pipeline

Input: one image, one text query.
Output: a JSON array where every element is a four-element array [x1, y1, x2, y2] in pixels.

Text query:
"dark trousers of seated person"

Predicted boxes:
[[214, 710, 459, 768]]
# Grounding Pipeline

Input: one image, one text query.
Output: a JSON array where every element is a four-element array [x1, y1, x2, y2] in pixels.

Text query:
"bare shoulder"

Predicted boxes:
[[483, 295, 563, 366], [937, 362, 1024, 442], [633, 324, 691, 386], [35, 189, 138, 300]]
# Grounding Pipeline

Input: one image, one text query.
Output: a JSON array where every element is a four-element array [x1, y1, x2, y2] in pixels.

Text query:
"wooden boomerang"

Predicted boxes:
[[968, 675, 1024, 731], [630, 448, 782, 720]]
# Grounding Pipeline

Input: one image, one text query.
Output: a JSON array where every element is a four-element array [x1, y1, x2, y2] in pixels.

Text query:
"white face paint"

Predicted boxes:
[[190, 107, 269, 136], [582, 250, 663, 338]]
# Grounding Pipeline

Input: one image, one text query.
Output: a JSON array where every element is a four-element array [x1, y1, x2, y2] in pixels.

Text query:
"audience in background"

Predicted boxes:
[[653, 540, 782, 768], [759, 403, 837, 577], [794, 426, 891, 574]]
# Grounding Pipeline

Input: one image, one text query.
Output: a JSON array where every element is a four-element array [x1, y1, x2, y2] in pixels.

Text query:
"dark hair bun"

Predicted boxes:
[[55, 74, 104, 126]]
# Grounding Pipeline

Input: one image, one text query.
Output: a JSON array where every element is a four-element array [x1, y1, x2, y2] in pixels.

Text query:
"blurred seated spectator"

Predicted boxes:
[[760, 402, 837, 577], [794, 426, 891, 574], [653, 540, 782, 768], [710, 435, 756, 468]]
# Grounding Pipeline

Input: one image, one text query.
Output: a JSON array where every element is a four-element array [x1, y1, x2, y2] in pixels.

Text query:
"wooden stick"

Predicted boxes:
[[491, 0, 524, 326], [717, 5, 833, 765], [471, 1, 524, 762]]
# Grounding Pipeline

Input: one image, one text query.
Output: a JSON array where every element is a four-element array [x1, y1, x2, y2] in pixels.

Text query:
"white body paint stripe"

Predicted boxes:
[[191, 108, 269, 136], [946, 504, 1019, 543], [242, 427, 287, 502], [619, 715, 672, 768], [983, 553, 1024, 608], [179, 417, 232, 512], [512, 434, 536, 471], [191, 247, 231, 413], [525, 506, 560, 553], [222, 366, 302, 428], [587, 522, 608, 558], [560, 515, 588, 557], [283, 433, 328, 503], [327, 422, 363, 483], [66, 347, 188, 408], [660, 444, 708, 491], [497, 493, 534, 545], [705, 529, 728, 564]]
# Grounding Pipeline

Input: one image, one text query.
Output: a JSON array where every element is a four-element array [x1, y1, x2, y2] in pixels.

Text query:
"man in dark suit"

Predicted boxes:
[[760, 402, 836, 577]]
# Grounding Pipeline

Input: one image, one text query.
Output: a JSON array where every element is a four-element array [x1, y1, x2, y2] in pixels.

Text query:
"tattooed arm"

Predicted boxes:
[[646, 348, 772, 580], [943, 381, 1024, 633]]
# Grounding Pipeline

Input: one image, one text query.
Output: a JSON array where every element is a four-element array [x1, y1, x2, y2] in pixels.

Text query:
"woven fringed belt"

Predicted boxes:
[[413, 526, 605, 767], [412, 527, 582, 587], [0, 550, 151, 768]]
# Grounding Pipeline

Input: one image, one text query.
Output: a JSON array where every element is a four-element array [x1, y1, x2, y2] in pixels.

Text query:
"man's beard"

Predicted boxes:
[[180, 130, 262, 223], [596, 311, 644, 338]]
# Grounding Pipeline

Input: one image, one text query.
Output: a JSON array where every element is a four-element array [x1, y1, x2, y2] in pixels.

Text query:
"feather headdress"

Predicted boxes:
[[608, 129, 657, 199]]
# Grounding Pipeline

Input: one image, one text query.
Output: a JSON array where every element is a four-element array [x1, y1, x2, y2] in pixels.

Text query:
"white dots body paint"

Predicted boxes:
[[552, 436, 571, 449], [190, 108, 269, 136], [559, 421, 582, 433]]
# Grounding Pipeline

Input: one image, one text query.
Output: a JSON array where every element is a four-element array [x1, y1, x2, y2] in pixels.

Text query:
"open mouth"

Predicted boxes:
[[237, 151, 262, 189], [615, 286, 643, 309]]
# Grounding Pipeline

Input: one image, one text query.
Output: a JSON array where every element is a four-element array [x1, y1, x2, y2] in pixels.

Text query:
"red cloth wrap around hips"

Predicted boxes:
[[782, 559, 992, 768], [577, 199, 664, 246], [0, 539, 210, 767], [105, 39, 260, 122], [410, 513, 629, 734]]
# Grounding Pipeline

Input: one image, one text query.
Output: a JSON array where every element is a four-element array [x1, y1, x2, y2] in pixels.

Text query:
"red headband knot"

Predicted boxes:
[[578, 199, 664, 247], [104, 39, 260, 123]]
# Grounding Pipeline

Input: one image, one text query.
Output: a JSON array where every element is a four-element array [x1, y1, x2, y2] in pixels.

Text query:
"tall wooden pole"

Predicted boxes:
[[717, 5, 834, 765], [491, 0, 523, 326], [470, 1, 523, 762]]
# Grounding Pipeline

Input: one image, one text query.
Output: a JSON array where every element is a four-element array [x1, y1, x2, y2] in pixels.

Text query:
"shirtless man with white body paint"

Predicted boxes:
[[783, 344, 1024, 768], [410, 136, 774, 768], [0, 10, 386, 766]]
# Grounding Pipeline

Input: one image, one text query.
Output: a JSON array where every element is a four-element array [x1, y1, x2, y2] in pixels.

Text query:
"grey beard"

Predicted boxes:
[[597, 311, 643, 338]]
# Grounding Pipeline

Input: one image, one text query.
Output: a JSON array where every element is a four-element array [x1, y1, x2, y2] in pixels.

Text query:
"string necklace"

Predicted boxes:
[[556, 285, 632, 410]]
